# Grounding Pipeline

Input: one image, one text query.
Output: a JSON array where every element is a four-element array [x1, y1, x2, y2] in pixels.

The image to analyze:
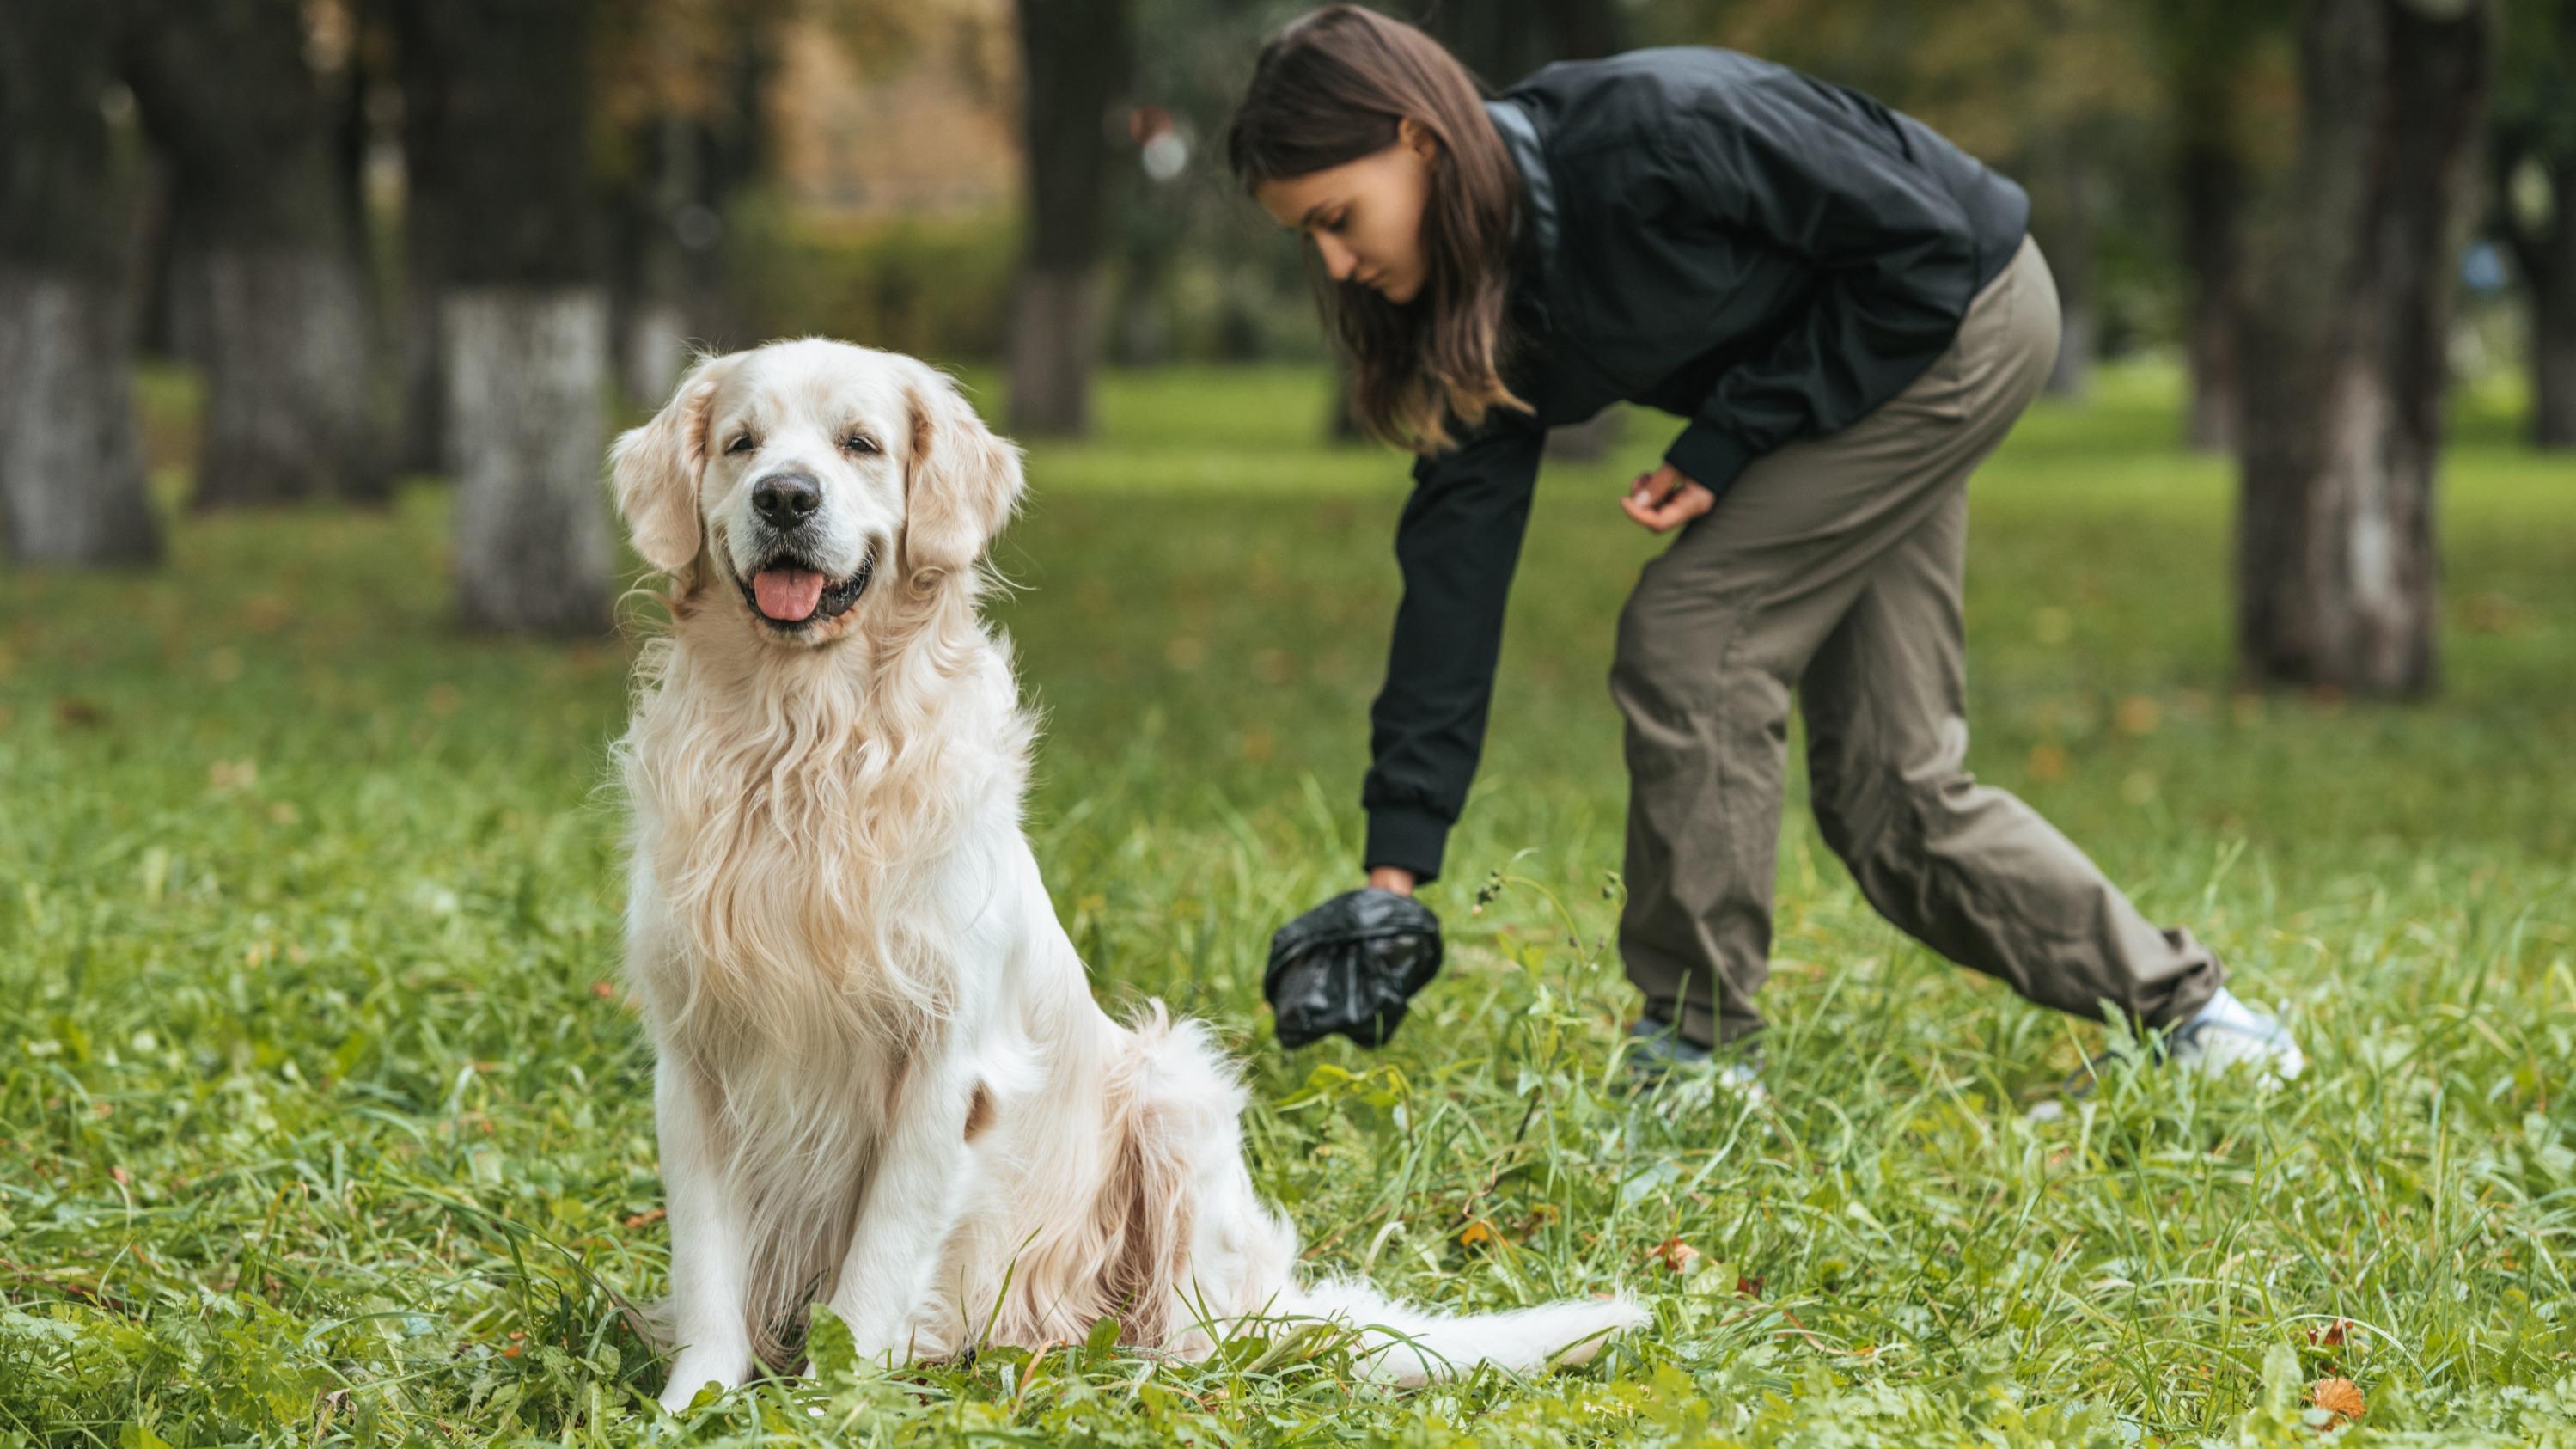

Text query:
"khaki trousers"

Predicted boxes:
[[1613, 236, 2224, 1048]]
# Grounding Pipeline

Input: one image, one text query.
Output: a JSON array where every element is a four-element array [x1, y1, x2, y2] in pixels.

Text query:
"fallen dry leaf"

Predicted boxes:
[[1645, 1236, 1700, 1274], [2465, 591, 2533, 634], [2314, 1377, 2365, 1424], [241, 595, 292, 632], [623, 1208, 666, 1230]]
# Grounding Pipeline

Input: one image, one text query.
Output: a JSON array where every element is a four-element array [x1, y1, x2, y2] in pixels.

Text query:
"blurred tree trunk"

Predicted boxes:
[[2236, 0, 2493, 696], [0, 0, 162, 566], [2031, 139, 2099, 398], [122, 0, 388, 507], [133, 157, 195, 363], [2488, 0, 2576, 446], [329, 3, 378, 277], [392, 0, 455, 475], [2516, 157, 2576, 446], [1010, 0, 1131, 437], [2179, 134, 2247, 452], [399, 0, 612, 635]]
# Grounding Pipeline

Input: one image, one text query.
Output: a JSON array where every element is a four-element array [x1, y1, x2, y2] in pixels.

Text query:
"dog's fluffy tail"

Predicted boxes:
[[1282, 1277, 1650, 1385]]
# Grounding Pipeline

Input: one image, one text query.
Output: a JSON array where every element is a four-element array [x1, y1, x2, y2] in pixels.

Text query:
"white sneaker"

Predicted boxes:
[[2168, 987, 2304, 1086], [1712, 1060, 1768, 1105], [2028, 987, 2303, 1120]]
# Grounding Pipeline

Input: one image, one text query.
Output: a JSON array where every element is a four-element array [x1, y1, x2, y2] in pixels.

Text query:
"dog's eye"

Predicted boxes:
[[724, 433, 756, 456], [840, 432, 879, 456]]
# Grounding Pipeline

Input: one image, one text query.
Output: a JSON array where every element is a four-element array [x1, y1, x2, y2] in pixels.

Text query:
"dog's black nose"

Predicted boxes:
[[750, 473, 821, 525]]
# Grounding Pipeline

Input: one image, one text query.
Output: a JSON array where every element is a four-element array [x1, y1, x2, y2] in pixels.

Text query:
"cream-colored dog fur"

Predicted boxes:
[[607, 338, 1645, 1410]]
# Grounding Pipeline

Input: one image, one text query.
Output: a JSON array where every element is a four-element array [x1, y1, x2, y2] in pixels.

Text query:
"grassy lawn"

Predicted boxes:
[[2, 363, 2572, 1444]]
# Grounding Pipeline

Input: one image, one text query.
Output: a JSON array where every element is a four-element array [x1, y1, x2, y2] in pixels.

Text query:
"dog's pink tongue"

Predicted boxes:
[[753, 567, 827, 621]]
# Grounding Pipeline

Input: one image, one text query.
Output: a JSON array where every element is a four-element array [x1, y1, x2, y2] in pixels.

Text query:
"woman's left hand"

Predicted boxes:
[[1621, 463, 1716, 533]]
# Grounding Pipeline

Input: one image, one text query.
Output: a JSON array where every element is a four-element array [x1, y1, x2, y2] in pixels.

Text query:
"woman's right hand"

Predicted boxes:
[[1622, 462, 1717, 533], [1367, 865, 1417, 896]]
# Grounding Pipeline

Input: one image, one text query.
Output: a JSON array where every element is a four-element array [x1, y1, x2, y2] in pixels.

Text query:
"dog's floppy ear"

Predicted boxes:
[[610, 355, 733, 576], [901, 363, 1025, 582]]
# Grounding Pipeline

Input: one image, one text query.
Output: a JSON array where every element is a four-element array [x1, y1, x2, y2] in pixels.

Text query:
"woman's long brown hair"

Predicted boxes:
[[1227, 6, 1529, 454]]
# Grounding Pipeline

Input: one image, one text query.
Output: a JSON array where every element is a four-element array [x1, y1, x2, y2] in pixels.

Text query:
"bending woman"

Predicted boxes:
[[1229, 6, 2303, 1089]]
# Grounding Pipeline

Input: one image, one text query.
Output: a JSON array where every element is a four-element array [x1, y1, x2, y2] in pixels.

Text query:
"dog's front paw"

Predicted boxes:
[[656, 1379, 721, 1413], [657, 1354, 746, 1413], [820, 1299, 912, 1370]]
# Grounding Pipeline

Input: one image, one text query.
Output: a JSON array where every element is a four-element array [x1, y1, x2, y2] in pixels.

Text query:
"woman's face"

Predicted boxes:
[[1254, 121, 1437, 304]]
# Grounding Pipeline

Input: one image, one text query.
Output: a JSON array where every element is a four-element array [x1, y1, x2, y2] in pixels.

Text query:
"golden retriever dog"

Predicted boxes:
[[607, 338, 1645, 1410]]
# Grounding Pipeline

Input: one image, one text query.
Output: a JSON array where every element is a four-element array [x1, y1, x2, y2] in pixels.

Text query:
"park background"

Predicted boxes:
[[2, 0, 2573, 1443]]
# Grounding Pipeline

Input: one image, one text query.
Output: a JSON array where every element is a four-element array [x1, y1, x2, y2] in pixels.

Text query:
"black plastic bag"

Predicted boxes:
[[1262, 888, 1444, 1049]]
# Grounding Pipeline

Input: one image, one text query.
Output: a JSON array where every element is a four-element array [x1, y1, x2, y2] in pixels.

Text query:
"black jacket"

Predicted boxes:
[[1362, 47, 2030, 883]]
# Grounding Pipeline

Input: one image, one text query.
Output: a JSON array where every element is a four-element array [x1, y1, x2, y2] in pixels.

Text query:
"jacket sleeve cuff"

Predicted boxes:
[[1663, 422, 1757, 503], [1364, 804, 1450, 886]]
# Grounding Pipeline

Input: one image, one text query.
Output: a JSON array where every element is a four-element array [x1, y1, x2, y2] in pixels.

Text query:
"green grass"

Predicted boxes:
[[3, 362, 2573, 1445]]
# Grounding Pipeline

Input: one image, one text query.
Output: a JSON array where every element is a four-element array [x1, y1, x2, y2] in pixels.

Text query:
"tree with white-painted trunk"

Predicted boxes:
[[2235, 0, 2494, 695], [446, 293, 616, 634], [397, 0, 614, 635], [121, 0, 387, 508], [0, 1, 162, 566]]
